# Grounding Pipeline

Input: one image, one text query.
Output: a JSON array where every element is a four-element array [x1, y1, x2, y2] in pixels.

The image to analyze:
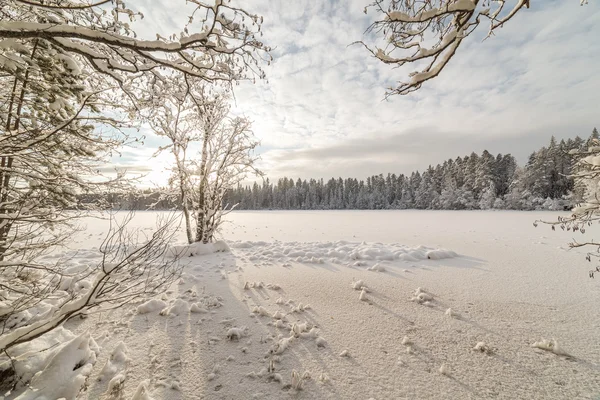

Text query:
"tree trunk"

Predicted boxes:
[[0, 39, 38, 260], [195, 126, 211, 243]]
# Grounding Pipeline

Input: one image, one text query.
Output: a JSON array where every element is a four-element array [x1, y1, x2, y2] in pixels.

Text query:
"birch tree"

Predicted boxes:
[[195, 109, 260, 243], [149, 85, 260, 244]]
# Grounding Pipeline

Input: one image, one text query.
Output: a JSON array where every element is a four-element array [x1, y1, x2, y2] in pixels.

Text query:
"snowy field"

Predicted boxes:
[[17, 211, 600, 399]]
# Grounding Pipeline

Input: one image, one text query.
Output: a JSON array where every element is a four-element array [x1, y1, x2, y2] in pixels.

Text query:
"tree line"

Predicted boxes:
[[223, 130, 597, 211], [97, 129, 598, 212]]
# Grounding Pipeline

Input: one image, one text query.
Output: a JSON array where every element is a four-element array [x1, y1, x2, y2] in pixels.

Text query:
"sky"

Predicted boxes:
[[111, 0, 600, 187]]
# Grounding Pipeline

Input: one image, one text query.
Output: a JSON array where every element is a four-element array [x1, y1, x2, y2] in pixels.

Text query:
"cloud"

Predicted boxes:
[[257, 123, 591, 180], [120, 0, 600, 185]]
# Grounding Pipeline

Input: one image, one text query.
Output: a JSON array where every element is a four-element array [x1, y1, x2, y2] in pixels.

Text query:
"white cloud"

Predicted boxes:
[[119, 0, 600, 185]]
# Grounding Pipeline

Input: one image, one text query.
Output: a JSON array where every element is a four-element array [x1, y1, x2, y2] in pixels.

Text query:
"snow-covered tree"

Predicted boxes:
[[536, 128, 600, 277], [478, 182, 496, 210], [0, 36, 130, 262], [0, 0, 271, 253], [0, 0, 271, 388], [360, 0, 587, 96], [194, 102, 260, 243], [151, 85, 260, 244]]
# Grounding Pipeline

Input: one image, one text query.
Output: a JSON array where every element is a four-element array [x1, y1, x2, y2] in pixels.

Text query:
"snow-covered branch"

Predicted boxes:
[[359, 0, 578, 96], [0, 0, 271, 87], [0, 212, 182, 353]]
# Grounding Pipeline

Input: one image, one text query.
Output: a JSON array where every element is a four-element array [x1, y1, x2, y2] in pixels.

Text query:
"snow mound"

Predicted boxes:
[[531, 338, 569, 356], [98, 342, 129, 382], [359, 288, 368, 301], [13, 331, 99, 400], [352, 280, 366, 290], [137, 299, 167, 314], [445, 308, 458, 318], [425, 250, 458, 260], [131, 380, 155, 400], [411, 287, 433, 304], [168, 240, 230, 258], [473, 341, 494, 354], [0, 326, 74, 390], [190, 303, 208, 313], [439, 363, 451, 376], [252, 306, 271, 316], [228, 241, 458, 265], [160, 299, 190, 316], [367, 263, 386, 272], [226, 327, 247, 341]]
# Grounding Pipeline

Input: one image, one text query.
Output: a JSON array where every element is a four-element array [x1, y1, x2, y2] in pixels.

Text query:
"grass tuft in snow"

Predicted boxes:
[[291, 369, 303, 390]]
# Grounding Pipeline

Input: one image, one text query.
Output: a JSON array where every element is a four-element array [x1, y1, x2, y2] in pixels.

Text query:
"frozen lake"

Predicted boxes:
[[65, 210, 600, 399]]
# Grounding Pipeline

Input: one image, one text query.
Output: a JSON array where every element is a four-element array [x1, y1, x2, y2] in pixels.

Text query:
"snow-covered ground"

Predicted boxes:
[[13, 211, 600, 399]]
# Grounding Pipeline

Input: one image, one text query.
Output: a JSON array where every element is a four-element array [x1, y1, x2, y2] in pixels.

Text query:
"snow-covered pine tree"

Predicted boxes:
[[475, 150, 497, 200], [536, 128, 600, 277]]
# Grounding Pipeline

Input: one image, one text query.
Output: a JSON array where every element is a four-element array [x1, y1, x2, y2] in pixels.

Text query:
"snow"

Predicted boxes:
[[12, 332, 99, 400], [136, 299, 167, 314], [167, 240, 230, 257], [98, 342, 129, 382], [6, 210, 600, 399]]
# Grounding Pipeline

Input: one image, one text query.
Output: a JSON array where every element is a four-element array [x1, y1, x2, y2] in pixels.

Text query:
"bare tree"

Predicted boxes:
[[149, 84, 260, 244], [195, 109, 260, 243], [144, 76, 200, 244], [0, 0, 271, 260], [359, 0, 587, 96], [0, 0, 270, 270]]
